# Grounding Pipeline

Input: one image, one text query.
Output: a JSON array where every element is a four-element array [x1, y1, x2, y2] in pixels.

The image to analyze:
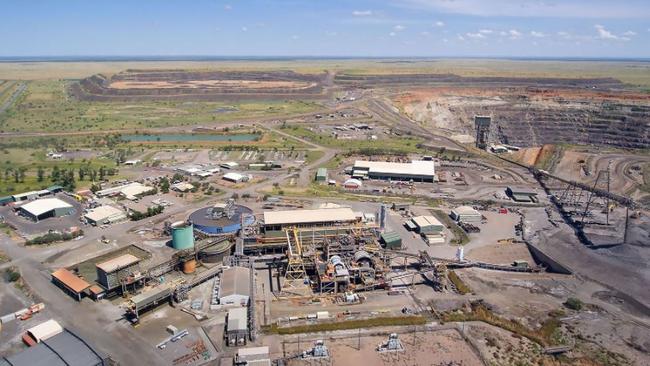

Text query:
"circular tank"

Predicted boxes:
[[199, 239, 234, 263], [182, 259, 197, 274], [172, 221, 195, 250], [189, 204, 255, 235]]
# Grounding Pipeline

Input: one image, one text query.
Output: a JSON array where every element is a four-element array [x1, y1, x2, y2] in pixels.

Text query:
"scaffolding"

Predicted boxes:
[[281, 228, 309, 295]]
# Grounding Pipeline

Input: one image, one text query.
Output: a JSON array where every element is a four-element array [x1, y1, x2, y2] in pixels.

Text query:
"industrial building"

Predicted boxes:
[[95, 254, 142, 291], [380, 231, 402, 249], [24, 319, 64, 344], [450, 206, 482, 222], [262, 207, 358, 233], [226, 307, 248, 346], [84, 205, 127, 225], [18, 198, 74, 222], [219, 266, 251, 306], [223, 172, 247, 183], [126, 284, 172, 317], [220, 162, 239, 169], [407, 215, 444, 234], [352, 160, 435, 182], [95, 182, 154, 200], [51, 268, 91, 301], [189, 201, 255, 235], [315, 168, 328, 182], [506, 187, 539, 203], [1, 328, 109, 365], [171, 182, 195, 192], [343, 178, 362, 189], [235, 347, 271, 366]]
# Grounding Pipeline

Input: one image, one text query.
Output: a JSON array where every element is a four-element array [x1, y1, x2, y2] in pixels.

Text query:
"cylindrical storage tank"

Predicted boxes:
[[172, 221, 195, 250], [183, 259, 197, 274]]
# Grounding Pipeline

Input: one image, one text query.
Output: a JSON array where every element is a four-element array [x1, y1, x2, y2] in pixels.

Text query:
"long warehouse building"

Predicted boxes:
[[262, 207, 358, 233], [18, 198, 74, 222], [352, 160, 435, 182]]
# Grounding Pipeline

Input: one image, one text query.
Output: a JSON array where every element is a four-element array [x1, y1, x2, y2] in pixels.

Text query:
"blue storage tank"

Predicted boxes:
[[189, 203, 254, 235]]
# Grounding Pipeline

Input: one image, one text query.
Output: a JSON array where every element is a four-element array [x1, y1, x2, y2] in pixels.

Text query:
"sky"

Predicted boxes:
[[1, 0, 649, 58]]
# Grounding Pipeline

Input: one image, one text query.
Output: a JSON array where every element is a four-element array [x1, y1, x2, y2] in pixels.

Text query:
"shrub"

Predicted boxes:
[[5, 267, 21, 282], [563, 297, 583, 311]]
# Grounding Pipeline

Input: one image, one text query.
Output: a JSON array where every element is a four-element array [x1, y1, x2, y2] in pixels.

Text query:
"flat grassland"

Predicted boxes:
[[0, 80, 319, 132], [1, 59, 649, 88]]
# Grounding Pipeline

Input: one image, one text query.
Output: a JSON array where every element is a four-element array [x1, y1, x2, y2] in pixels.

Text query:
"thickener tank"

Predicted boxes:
[[171, 221, 195, 250]]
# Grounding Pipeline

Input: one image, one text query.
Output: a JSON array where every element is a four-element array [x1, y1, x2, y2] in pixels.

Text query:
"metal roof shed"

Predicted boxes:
[[227, 308, 248, 332], [51, 268, 91, 301], [381, 231, 402, 249], [219, 267, 251, 305], [2, 329, 107, 366], [26, 320, 64, 343], [315, 168, 328, 181]]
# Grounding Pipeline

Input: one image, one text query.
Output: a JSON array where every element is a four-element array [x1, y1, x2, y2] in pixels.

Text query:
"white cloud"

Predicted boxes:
[[241, 26, 248, 32], [420, 31, 431, 36], [396, 0, 650, 19], [291, 35, 300, 40], [443, 38, 449, 43], [499, 31, 508, 36], [557, 31, 570, 39], [466, 32, 485, 39], [352, 10, 373, 16], [457, 34, 465, 41], [595, 24, 630, 41], [325, 31, 338, 36], [434, 20, 445, 27], [394, 25, 406, 31], [224, 4, 232, 10], [508, 29, 522, 39], [389, 32, 397, 37], [530, 31, 545, 38], [595, 24, 617, 39], [479, 29, 493, 34], [623, 30, 637, 36]]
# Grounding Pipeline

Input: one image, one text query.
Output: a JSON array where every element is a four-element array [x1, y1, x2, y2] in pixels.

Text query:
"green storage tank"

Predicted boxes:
[[171, 221, 195, 250]]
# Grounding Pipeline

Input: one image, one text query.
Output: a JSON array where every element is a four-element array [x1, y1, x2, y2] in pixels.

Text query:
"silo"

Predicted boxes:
[[171, 221, 195, 250]]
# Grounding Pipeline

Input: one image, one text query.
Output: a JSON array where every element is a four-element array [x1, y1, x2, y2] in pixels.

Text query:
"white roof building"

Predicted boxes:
[[352, 160, 435, 182], [451, 206, 482, 222], [26, 319, 64, 343], [236, 347, 271, 366], [223, 172, 246, 183], [19, 198, 73, 221], [227, 307, 248, 332], [171, 182, 195, 192], [263, 207, 357, 230], [84, 205, 126, 225], [96, 182, 153, 199], [219, 266, 251, 305], [120, 183, 155, 200], [96, 254, 141, 273]]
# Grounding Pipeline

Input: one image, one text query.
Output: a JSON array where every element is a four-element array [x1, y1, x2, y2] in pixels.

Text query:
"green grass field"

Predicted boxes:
[[0, 80, 320, 133], [0, 148, 119, 196], [280, 125, 424, 153]]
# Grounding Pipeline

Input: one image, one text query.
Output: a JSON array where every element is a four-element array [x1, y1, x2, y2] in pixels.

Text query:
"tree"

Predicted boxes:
[[78, 167, 86, 181], [18, 167, 26, 183], [159, 177, 170, 193], [37, 167, 45, 182], [51, 166, 61, 182]]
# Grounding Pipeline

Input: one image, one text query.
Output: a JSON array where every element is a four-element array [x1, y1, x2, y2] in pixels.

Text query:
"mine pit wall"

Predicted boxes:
[[492, 104, 650, 149], [525, 241, 573, 275], [69, 71, 328, 102]]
